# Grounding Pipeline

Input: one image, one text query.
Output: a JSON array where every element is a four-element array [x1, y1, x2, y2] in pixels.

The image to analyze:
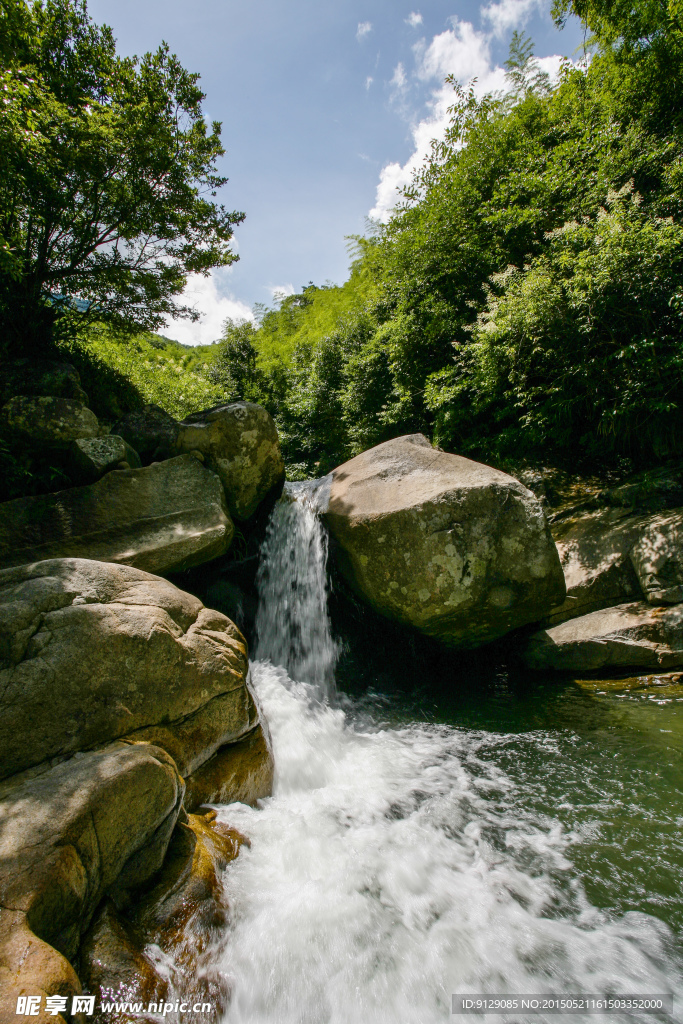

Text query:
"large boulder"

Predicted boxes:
[[0, 558, 259, 781], [322, 434, 565, 648], [546, 508, 646, 626], [546, 507, 683, 625], [0, 455, 233, 575], [1, 395, 99, 446], [176, 402, 285, 520], [112, 404, 180, 465], [0, 558, 274, 1024], [523, 602, 683, 673], [0, 742, 184, 1020], [0, 359, 89, 406]]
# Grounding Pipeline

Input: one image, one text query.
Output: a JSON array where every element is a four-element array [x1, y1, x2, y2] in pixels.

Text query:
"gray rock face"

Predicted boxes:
[[0, 454, 233, 575], [177, 402, 285, 520], [523, 602, 683, 672], [68, 434, 142, 482], [547, 509, 646, 625], [547, 507, 683, 625], [629, 511, 683, 605], [1, 395, 99, 446], [0, 558, 255, 781], [112, 404, 180, 464], [323, 435, 565, 648]]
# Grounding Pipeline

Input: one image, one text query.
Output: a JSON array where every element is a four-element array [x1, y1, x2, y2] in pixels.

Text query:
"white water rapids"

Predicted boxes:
[[201, 484, 681, 1023]]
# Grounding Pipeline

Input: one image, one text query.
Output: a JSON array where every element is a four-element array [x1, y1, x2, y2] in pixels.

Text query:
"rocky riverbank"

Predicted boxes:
[[1, 357, 682, 1021]]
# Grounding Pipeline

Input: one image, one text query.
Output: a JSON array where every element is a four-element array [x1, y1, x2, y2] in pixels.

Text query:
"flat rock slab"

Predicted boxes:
[[1, 395, 99, 446], [523, 601, 683, 672], [0, 454, 233, 575], [548, 506, 683, 624], [323, 434, 565, 648], [0, 558, 253, 780], [177, 402, 284, 521]]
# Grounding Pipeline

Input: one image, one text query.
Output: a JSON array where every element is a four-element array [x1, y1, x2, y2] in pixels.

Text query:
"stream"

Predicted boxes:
[[192, 483, 683, 1023]]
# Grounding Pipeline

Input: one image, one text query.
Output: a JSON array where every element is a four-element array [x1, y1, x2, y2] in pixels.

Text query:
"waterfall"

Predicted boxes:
[[253, 478, 337, 699], [151, 479, 683, 1024]]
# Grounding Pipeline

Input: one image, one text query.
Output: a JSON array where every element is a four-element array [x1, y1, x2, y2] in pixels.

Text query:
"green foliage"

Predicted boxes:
[[427, 186, 683, 461], [254, 274, 377, 373], [0, 0, 243, 356], [63, 327, 221, 421], [232, 11, 683, 476], [209, 318, 266, 403], [504, 31, 553, 101], [5, 0, 680, 481]]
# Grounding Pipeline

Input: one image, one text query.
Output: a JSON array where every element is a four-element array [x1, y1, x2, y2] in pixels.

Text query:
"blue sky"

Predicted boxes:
[[88, 0, 584, 345]]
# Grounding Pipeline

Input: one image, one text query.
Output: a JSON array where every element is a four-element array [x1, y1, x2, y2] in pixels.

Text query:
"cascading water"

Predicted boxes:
[[253, 478, 337, 698], [175, 486, 683, 1023]]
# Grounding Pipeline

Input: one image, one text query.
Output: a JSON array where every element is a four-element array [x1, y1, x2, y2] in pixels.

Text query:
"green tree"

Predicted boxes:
[[210, 317, 265, 402], [0, 0, 244, 355], [504, 31, 553, 101]]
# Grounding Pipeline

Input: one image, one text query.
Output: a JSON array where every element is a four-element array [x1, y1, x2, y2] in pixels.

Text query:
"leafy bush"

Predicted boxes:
[[62, 328, 221, 421]]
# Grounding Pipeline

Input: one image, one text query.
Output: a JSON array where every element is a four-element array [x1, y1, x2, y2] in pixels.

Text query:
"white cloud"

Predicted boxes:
[[370, 161, 414, 222], [267, 283, 296, 300], [406, 12, 423, 27], [370, 19, 508, 222], [365, 75, 374, 89], [356, 21, 372, 41], [163, 270, 253, 346], [391, 62, 407, 90], [536, 53, 565, 84], [481, 0, 542, 38], [416, 21, 496, 85]]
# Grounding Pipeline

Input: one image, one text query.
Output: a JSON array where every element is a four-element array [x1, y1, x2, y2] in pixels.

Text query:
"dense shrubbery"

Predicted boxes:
[[208, 0, 683, 476], [2, 0, 682, 483], [64, 329, 221, 420]]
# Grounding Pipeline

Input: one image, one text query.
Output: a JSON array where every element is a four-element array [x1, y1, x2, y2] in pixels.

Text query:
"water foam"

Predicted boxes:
[[169, 484, 683, 1023], [209, 661, 680, 1023]]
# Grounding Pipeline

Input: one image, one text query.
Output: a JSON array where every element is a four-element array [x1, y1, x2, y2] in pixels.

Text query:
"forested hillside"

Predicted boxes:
[[211, 0, 683, 478], [2, 0, 682, 485]]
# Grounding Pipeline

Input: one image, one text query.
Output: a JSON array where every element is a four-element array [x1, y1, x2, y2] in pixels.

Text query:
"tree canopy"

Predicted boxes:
[[0, 0, 243, 355], [209, 0, 683, 477]]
